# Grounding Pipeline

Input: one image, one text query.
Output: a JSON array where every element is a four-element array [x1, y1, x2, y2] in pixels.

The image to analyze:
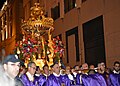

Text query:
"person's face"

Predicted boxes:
[[114, 63, 120, 72], [71, 69, 75, 73], [90, 65, 95, 70], [44, 66, 49, 75], [66, 66, 70, 71], [65, 66, 71, 74], [75, 66, 79, 71], [28, 63, 36, 75], [21, 68, 26, 74], [100, 63, 105, 71], [52, 64, 60, 74], [82, 63, 88, 70], [36, 67, 41, 74], [97, 63, 101, 69], [4, 62, 20, 79]]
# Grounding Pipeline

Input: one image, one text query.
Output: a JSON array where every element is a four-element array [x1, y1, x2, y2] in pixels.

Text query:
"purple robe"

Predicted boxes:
[[82, 74, 107, 86], [70, 73, 78, 85], [76, 73, 83, 85], [37, 74, 47, 86], [77, 73, 107, 86], [21, 74, 38, 86], [62, 74, 71, 86], [109, 73, 120, 86], [100, 72, 109, 85], [45, 74, 71, 86]]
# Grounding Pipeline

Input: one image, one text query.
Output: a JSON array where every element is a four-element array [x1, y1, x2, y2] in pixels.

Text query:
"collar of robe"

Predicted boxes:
[[53, 72, 60, 77], [113, 70, 120, 74], [26, 72, 34, 81]]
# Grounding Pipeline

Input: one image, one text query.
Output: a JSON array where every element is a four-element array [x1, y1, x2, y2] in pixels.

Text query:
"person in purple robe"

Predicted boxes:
[[21, 62, 38, 86], [35, 66, 42, 77], [76, 73, 83, 85], [83, 73, 107, 86], [108, 73, 120, 86], [37, 64, 50, 86], [76, 73, 107, 86], [112, 61, 120, 74], [45, 62, 71, 86], [97, 62, 109, 85], [65, 66, 77, 85]]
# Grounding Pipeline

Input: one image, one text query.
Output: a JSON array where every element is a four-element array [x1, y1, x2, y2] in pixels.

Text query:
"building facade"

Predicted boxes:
[[0, 0, 120, 68], [0, 0, 23, 60]]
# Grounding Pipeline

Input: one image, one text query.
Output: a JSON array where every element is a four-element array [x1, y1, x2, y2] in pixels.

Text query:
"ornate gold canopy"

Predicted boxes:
[[19, 3, 55, 68], [21, 3, 54, 37]]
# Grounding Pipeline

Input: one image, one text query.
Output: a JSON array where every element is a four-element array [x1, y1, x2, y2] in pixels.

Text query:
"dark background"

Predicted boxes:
[[0, 0, 6, 9], [83, 15, 106, 67]]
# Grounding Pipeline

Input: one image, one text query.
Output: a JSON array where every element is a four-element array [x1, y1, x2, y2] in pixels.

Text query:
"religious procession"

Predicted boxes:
[[0, 54, 119, 86], [0, 0, 120, 86]]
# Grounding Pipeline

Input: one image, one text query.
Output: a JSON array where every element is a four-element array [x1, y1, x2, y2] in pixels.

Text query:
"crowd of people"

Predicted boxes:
[[0, 54, 119, 86]]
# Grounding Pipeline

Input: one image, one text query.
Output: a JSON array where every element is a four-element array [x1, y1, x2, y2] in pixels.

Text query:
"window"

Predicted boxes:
[[66, 27, 80, 63], [64, 0, 76, 13], [3, 15, 6, 26], [10, 23, 12, 37], [9, 9, 12, 20], [83, 15, 106, 66], [9, 9, 12, 37], [51, 3, 60, 20], [4, 29, 6, 40]]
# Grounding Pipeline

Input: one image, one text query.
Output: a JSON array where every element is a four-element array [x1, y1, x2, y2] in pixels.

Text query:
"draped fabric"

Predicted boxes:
[[100, 72, 108, 85], [37, 74, 47, 86], [21, 74, 38, 86], [45, 74, 62, 86], [82, 74, 107, 86], [62, 74, 71, 86], [76, 73, 107, 86], [76, 73, 83, 85], [45, 74, 71, 86], [109, 73, 120, 86], [67, 74, 76, 85], [71, 73, 77, 85]]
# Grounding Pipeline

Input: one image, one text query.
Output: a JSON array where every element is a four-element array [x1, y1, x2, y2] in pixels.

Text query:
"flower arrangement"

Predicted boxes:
[[52, 36, 65, 58], [15, 35, 39, 61], [14, 35, 65, 62]]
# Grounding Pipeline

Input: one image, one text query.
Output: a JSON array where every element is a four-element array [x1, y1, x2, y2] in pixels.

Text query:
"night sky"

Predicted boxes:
[[0, 0, 6, 9]]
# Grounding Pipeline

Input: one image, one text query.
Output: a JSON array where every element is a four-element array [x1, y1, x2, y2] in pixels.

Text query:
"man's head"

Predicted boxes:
[[82, 63, 88, 70], [19, 64, 26, 76], [51, 62, 60, 75], [65, 66, 71, 71], [35, 66, 41, 74], [65, 66, 71, 74], [27, 62, 36, 75], [73, 65, 79, 71], [43, 64, 49, 75], [100, 62, 105, 71], [97, 63, 101, 69], [113, 61, 120, 72], [89, 64, 95, 70], [3, 54, 21, 79]]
